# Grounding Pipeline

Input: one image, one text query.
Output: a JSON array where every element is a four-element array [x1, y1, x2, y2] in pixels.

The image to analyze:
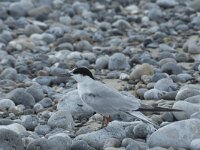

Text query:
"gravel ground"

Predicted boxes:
[[0, 0, 200, 149]]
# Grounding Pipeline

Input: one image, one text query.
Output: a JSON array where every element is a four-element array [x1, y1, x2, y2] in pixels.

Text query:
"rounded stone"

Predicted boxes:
[[130, 63, 153, 80], [148, 119, 200, 149], [34, 125, 51, 136], [133, 123, 150, 139], [47, 110, 74, 130], [6, 88, 35, 107], [39, 98, 52, 108], [21, 115, 39, 131], [108, 53, 130, 70], [26, 85, 44, 102], [161, 62, 182, 75], [190, 138, 200, 150], [154, 78, 177, 92], [0, 99, 15, 111], [71, 140, 96, 150], [95, 56, 109, 69], [0, 128, 24, 150]]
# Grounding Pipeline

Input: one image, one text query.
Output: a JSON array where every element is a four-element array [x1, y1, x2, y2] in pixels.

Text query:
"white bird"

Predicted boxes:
[[70, 67, 182, 128]]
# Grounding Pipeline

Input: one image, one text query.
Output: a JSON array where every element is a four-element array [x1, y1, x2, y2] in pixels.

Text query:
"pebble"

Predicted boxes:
[[95, 56, 109, 69], [0, 128, 24, 150], [6, 88, 35, 107], [190, 138, 200, 150], [39, 97, 52, 108], [0, 99, 15, 111], [154, 78, 178, 92], [0, 123, 26, 135], [21, 115, 39, 131], [175, 86, 200, 100], [130, 63, 153, 80], [172, 101, 200, 120], [157, 0, 177, 8], [26, 85, 44, 102], [71, 140, 96, 150], [108, 53, 130, 70], [148, 119, 200, 149], [47, 110, 74, 130], [34, 125, 51, 136], [161, 62, 182, 75], [144, 89, 165, 100]]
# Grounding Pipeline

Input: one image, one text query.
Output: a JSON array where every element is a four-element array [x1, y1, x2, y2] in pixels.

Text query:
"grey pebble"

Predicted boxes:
[[0, 128, 24, 150], [108, 53, 130, 70], [0, 99, 15, 111], [34, 125, 51, 136], [71, 140, 96, 150], [26, 85, 44, 102], [103, 138, 121, 149], [148, 119, 200, 149], [39, 98, 52, 108], [133, 122, 150, 139], [7, 88, 35, 107], [21, 115, 39, 131], [161, 62, 182, 75], [28, 5, 52, 21], [154, 78, 178, 92], [144, 89, 165, 100], [47, 110, 74, 130], [190, 138, 200, 150]]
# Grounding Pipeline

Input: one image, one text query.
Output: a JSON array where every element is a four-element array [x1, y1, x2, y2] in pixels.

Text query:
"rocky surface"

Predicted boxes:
[[0, 0, 200, 149]]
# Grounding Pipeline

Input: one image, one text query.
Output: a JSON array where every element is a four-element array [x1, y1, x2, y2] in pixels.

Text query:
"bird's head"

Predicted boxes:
[[69, 67, 95, 82]]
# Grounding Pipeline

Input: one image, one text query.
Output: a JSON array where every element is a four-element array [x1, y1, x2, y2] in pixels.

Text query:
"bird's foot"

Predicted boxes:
[[101, 115, 112, 128]]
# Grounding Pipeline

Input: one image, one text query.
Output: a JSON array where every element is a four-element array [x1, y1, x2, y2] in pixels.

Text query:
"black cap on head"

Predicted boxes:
[[71, 67, 95, 80]]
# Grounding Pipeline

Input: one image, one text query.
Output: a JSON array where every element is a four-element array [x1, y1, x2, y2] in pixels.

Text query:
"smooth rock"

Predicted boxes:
[[8, 1, 33, 18], [71, 140, 96, 150], [112, 19, 131, 31], [47, 110, 74, 130], [39, 98, 52, 108], [57, 90, 94, 120], [148, 119, 200, 149], [95, 56, 109, 69], [175, 86, 200, 100], [26, 85, 44, 102], [173, 101, 200, 120], [0, 123, 26, 135], [190, 138, 200, 150], [108, 53, 130, 70], [103, 138, 121, 149], [34, 125, 51, 135], [161, 62, 182, 75], [130, 63, 153, 80], [21, 115, 39, 131], [0, 99, 15, 111], [157, 0, 177, 8], [0, 128, 24, 150], [144, 89, 165, 100], [7, 88, 35, 107], [133, 122, 150, 139], [74, 40, 93, 52], [28, 5, 52, 21], [154, 78, 177, 92]]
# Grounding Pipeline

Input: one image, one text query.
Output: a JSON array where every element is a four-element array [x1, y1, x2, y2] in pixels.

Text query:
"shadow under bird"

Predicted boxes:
[[69, 67, 182, 128]]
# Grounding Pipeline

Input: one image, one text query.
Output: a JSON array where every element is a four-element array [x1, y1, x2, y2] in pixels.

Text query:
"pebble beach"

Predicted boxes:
[[1, 0, 200, 149]]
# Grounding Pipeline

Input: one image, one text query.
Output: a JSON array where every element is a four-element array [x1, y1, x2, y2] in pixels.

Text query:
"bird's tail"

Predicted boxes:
[[137, 104, 183, 112], [128, 111, 160, 129]]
